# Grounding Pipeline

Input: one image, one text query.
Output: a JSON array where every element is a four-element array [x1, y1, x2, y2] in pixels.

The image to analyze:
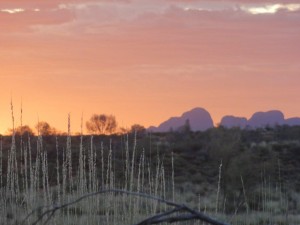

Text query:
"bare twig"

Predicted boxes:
[[21, 189, 231, 225], [135, 206, 185, 225]]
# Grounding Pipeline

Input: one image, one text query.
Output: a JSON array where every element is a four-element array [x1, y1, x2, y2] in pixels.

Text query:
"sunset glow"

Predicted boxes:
[[0, 0, 300, 134], [1, 8, 25, 13], [241, 4, 300, 14]]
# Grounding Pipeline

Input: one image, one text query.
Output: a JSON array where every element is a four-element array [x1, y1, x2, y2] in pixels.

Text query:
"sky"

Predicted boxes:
[[0, 0, 300, 134]]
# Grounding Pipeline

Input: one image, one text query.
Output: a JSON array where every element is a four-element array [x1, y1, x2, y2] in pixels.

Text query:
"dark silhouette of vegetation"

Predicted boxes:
[[8, 125, 35, 136], [86, 114, 117, 135], [1, 125, 300, 215], [35, 121, 57, 136], [130, 124, 146, 136]]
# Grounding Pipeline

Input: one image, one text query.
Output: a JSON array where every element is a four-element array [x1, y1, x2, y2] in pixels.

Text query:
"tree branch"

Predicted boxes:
[[21, 189, 231, 225]]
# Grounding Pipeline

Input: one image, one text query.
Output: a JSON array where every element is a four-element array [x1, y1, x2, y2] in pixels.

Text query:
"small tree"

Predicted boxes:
[[35, 121, 56, 136], [130, 124, 146, 136], [118, 127, 130, 135], [86, 114, 117, 135], [8, 125, 35, 136]]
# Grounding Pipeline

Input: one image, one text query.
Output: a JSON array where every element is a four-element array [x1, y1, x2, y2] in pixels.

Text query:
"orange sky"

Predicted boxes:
[[1, 0, 300, 134]]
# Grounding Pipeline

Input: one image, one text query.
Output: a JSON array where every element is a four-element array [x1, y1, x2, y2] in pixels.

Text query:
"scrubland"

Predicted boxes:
[[1, 125, 300, 225]]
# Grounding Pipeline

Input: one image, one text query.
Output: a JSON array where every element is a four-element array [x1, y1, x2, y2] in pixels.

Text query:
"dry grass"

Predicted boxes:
[[0, 120, 299, 224]]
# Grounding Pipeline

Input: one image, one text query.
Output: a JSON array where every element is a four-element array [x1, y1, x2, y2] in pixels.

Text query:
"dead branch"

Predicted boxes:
[[21, 189, 231, 225]]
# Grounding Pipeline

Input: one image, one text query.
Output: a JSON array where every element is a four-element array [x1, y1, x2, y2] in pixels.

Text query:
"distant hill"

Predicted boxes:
[[149, 108, 300, 132], [221, 110, 300, 128], [247, 110, 285, 128], [284, 117, 300, 126], [148, 107, 214, 132]]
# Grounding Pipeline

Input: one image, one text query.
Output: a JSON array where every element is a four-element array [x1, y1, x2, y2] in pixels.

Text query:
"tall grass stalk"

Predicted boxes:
[[171, 151, 175, 202], [78, 116, 85, 195], [153, 148, 161, 214], [141, 148, 145, 194], [240, 176, 249, 215], [216, 160, 222, 215], [0, 114, 297, 225], [101, 141, 104, 188], [20, 102, 25, 195], [108, 139, 113, 189], [134, 154, 143, 216], [197, 194, 201, 225], [124, 134, 129, 190], [6, 100, 20, 201], [0, 136, 3, 188], [28, 135, 34, 208], [161, 162, 166, 210], [128, 132, 137, 223], [40, 136, 48, 205], [147, 160, 152, 214], [66, 114, 72, 194], [278, 159, 282, 208], [89, 136, 94, 191], [56, 137, 61, 206], [33, 136, 41, 198], [0, 136, 5, 224], [62, 146, 67, 207], [23, 142, 28, 202], [129, 131, 137, 193], [42, 146, 51, 206]]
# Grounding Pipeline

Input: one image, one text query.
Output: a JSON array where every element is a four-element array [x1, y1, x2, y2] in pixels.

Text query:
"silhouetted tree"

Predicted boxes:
[[118, 127, 130, 135], [35, 121, 56, 136], [86, 114, 117, 135], [130, 124, 146, 133], [130, 124, 146, 137], [8, 125, 35, 136]]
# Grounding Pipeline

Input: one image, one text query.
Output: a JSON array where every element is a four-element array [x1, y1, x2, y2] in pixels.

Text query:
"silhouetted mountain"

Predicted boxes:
[[148, 107, 214, 132], [284, 117, 300, 126], [247, 110, 285, 128], [220, 116, 247, 128], [148, 108, 300, 132]]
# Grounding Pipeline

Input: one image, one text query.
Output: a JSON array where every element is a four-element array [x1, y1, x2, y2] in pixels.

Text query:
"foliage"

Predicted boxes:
[[86, 114, 118, 135], [130, 124, 146, 137], [35, 121, 57, 136], [7, 125, 35, 136], [1, 125, 300, 224]]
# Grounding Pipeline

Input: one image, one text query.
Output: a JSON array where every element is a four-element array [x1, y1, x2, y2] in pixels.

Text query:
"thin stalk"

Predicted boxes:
[[124, 134, 129, 190], [101, 142, 104, 189], [171, 151, 175, 202], [216, 160, 222, 215], [0, 136, 2, 188], [79, 116, 84, 195], [241, 176, 249, 215], [56, 137, 61, 206], [66, 114, 72, 193]]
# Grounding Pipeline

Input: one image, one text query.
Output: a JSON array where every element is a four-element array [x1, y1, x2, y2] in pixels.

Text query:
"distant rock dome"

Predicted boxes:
[[149, 107, 214, 132], [247, 110, 285, 128]]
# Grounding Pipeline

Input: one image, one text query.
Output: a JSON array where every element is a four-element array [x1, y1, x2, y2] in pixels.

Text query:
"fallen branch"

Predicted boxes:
[[21, 189, 231, 225]]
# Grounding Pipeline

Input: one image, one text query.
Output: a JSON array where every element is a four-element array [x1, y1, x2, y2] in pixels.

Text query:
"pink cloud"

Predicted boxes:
[[1, 0, 299, 70], [0, 0, 299, 133], [167, 0, 298, 3], [0, 7, 74, 32], [3, 1, 297, 66], [101, 5, 299, 64]]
